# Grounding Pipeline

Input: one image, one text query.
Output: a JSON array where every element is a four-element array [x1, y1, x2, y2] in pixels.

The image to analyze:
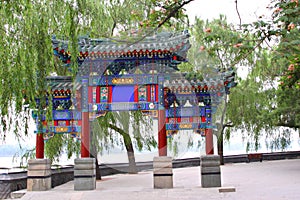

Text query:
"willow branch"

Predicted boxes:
[[216, 49, 225, 69], [156, 0, 194, 30], [275, 122, 300, 129], [232, 37, 265, 66], [110, 20, 117, 37], [126, 0, 195, 47], [235, 0, 242, 29], [108, 123, 129, 137], [224, 122, 234, 128], [220, 95, 228, 134]]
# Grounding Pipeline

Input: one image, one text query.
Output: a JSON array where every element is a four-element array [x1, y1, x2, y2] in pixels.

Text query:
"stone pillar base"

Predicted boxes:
[[153, 156, 173, 189], [27, 159, 51, 191], [74, 158, 96, 191], [200, 155, 221, 188]]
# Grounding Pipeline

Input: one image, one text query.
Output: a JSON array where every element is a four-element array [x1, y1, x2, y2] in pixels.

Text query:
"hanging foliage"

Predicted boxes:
[[0, 0, 192, 164]]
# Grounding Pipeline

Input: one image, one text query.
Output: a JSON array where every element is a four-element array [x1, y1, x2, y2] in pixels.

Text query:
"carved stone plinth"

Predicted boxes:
[[27, 159, 51, 191], [200, 155, 221, 188], [74, 158, 96, 190], [153, 156, 173, 189]]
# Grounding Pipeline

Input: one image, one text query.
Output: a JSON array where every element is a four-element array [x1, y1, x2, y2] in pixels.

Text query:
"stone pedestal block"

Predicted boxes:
[[153, 156, 173, 189], [200, 155, 221, 188], [74, 158, 96, 191], [27, 159, 51, 191]]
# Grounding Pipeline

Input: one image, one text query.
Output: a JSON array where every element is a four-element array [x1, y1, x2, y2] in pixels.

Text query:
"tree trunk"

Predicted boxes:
[[109, 123, 138, 174], [94, 156, 102, 180], [122, 133, 137, 174], [217, 132, 224, 165], [218, 95, 227, 165], [90, 152, 102, 180]]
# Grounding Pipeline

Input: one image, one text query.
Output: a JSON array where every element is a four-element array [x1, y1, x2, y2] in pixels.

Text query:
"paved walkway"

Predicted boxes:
[[21, 159, 300, 200]]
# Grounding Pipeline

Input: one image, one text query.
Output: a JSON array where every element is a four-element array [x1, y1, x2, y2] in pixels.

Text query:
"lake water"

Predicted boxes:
[[1, 130, 299, 174]]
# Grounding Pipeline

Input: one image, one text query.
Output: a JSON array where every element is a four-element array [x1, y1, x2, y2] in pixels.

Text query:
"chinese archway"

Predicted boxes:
[[33, 31, 235, 159]]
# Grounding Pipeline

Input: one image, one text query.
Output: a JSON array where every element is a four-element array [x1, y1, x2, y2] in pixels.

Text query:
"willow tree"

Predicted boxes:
[[0, 0, 192, 175], [180, 16, 258, 164], [226, 0, 300, 151]]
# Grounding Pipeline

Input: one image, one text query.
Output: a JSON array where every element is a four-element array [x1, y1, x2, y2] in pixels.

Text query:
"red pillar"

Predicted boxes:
[[81, 112, 90, 158], [36, 133, 44, 159], [205, 128, 214, 155], [158, 109, 167, 156]]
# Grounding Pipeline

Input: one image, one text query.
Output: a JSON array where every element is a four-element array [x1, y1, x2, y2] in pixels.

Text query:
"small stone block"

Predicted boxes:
[[154, 176, 173, 189], [219, 187, 236, 193]]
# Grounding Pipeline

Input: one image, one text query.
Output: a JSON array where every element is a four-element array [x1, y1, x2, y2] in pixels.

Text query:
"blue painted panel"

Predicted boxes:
[[52, 110, 82, 120], [53, 110, 72, 120], [112, 86, 135, 102]]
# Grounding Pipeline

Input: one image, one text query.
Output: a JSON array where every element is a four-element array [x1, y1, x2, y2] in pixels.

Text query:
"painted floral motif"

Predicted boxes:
[[100, 87, 108, 102], [138, 86, 147, 101]]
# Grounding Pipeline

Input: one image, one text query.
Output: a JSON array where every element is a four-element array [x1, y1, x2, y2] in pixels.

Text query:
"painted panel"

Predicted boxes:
[[112, 86, 134, 102], [100, 87, 108, 102], [138, 85, 147, 101]]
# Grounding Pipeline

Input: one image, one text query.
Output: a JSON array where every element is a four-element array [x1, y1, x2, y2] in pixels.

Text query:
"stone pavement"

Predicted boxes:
[[20, 159, 300, 200]]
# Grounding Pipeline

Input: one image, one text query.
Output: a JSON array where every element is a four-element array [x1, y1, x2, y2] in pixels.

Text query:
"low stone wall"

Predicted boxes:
[[0, 171, 27, 199], [0, 167, 74, 199], [51, 166, 74, 188]]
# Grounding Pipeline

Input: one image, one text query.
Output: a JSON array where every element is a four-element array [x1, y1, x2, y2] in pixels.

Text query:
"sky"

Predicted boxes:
[[184, 0, 271, 25]]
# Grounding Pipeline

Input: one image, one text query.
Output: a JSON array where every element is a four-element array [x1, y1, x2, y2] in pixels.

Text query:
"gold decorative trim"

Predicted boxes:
[[112, 78, 134, 84]]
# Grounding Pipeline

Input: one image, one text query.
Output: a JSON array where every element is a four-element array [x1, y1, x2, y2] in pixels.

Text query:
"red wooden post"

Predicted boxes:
[[36, 133, 44, 159], [205, 128, 214, 155], [80, 81, 91, 158], [158, 109, 167, 156], [81, 112, 90, 158]]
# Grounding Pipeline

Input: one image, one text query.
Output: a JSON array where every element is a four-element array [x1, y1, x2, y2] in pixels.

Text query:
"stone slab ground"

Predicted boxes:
[[19, 159, 300, 200]]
